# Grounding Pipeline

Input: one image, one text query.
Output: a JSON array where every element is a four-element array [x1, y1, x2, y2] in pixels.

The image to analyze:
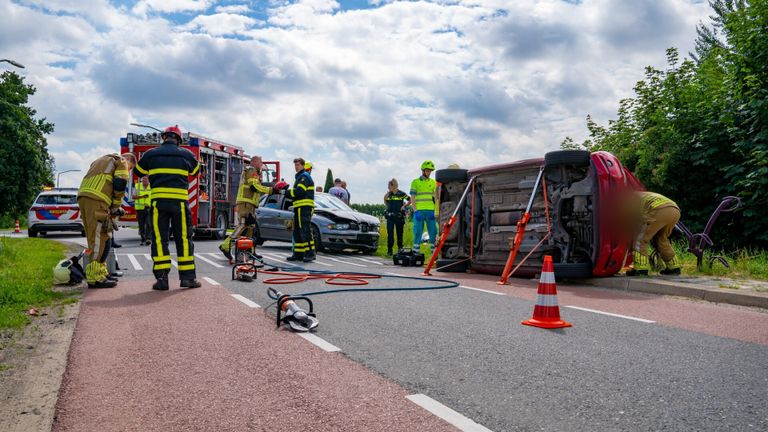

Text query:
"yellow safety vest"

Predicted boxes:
[[236, 166, 272, 205], [78, 154, 129, 208], [135, 183, 151, 210], [409, 176, 437, 211]]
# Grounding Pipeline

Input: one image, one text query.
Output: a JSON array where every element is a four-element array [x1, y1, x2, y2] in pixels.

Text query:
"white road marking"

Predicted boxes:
[[406, 394, 494, 432], [203, 277, 220, 286], [195, 253, 225, 268], [125, 254, 143, 271], [565, 306, 655, 323], [231, 294, 260, 308], [260, 253, 293, 266], [386, 272, 403, 276], [350, 256, 384, 265], [321, 256, 367, 267], [143, 253, 152, 261], [170, 259, 178, 268], [202, 252, 230, 263], [297, 333, 341, 352], [459, 285, 506, 296], [307, 258, 334, 267]]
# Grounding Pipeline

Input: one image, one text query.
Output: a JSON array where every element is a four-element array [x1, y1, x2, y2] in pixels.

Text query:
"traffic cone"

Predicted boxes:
[[14, 220, 21, 233], [522, 255, 572, 329]]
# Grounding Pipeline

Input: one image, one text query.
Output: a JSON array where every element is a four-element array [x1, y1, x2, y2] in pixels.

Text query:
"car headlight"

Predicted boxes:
[[328, 223, 350, 230]]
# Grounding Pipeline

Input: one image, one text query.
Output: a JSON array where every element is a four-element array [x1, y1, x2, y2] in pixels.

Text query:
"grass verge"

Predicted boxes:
[[374, 220, 434, 262], [0, 237, 71, 329], [674, 241, 768, 281]]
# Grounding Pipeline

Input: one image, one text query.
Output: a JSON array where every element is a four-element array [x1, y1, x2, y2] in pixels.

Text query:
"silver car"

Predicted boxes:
[[255, 192, 380, 254]]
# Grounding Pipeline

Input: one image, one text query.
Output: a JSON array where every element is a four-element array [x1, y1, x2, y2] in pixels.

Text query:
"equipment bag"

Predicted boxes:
[[393, 248, 425, 267]]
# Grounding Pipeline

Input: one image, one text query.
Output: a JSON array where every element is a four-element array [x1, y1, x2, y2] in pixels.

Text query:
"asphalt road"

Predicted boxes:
[[50, 228, 768, 431]]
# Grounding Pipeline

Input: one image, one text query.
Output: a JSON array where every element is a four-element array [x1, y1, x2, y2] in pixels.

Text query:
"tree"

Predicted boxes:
[[0, 71, 55, 223], [566, 0, 768, 248], [324, 168, 334, 193]]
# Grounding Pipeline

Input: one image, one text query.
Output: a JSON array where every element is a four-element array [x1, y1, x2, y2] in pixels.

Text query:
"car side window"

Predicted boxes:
[[263, 194, 280, 209]]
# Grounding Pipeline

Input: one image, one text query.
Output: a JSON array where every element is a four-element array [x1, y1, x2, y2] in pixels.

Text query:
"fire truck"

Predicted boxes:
[[119, 131, 280, 239]]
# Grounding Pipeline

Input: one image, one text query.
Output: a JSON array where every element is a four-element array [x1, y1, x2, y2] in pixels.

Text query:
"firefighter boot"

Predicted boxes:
[[152, 276, 169, 291], [219, 237, 233, 261], [86, 261, 117, 288], [286, 253, 304, 262], [180, 279, 202, 288], [660, 256, 681, 275]]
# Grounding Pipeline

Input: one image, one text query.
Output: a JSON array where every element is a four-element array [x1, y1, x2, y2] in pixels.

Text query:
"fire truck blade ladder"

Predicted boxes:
[[423, 176, 477, 276], [497, 166, 544, 285]]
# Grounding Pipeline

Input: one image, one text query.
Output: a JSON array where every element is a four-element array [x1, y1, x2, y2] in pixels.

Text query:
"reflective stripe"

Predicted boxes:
[[114, 169, 129, 178], [180, 202, 189, 258], [149, 168, 189, 176], [190, 164, 200, 175], [178, 264, 195, 271], [152, 201, 165, 259], [535, 294, 560, 307], [293, 199, 314, 207], [178, 256, 194, 263], [154, 263, 172, 270], [79, 174, 113, 204], [152, 187, 188, 200], [135, 164, 149, 175], [297, 183, 310, 191], [539, 272, 556, 284]]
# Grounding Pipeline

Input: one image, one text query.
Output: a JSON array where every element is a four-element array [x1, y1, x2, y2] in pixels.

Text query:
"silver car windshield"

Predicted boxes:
[[315, 194, 352, 211]]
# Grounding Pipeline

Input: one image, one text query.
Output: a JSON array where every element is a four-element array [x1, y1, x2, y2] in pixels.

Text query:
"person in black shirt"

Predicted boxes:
[[383, 178, 409, 256], [134, 125, 201, 290]]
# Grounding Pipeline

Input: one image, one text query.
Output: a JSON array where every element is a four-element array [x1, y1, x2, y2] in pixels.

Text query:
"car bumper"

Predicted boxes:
[[29, 222, 84, 233], [323, 233, 379, 250]]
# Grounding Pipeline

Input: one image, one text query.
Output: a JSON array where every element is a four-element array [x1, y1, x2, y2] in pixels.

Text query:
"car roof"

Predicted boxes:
[[38, 188, 78, 195]]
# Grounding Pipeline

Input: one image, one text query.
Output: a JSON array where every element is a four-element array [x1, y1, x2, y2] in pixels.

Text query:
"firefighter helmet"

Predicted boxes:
[[161, 125, 183, 143], [53, 260, 72, 285], [421, 160, 435, 171], [304, 161, 313, 171]]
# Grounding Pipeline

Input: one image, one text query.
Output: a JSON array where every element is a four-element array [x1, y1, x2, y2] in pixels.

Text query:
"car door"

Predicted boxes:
[[256, 193, 291, 241]]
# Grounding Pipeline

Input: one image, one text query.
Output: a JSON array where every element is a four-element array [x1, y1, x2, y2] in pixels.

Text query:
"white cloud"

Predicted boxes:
[[1, 0, 712, 204]]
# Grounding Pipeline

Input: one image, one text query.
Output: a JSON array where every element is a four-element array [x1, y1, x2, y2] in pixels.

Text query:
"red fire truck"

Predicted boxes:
[[119, 131, 280, 239]]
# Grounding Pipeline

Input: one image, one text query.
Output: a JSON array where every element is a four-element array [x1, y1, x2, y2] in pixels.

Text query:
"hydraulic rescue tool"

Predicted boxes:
[[268, 288, 319, 332], [498, 166, 545, 284], [231, 237, 266, 281], [424, 176, 477, 276]]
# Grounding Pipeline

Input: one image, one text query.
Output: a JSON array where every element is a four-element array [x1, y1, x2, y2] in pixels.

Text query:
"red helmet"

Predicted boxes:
[[161, 125, 183, 143]]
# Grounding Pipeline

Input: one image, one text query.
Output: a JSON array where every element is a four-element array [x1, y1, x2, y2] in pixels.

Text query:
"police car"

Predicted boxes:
[[27, 188, 85, 237]]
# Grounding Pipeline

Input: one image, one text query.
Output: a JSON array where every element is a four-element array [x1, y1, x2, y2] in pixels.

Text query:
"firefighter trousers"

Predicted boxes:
[[221, 203, 256, 253], [151, 199, 196, 280], [292, 206, 314, 257], [634, 206, 681, 270], [77, 196, 113, 283]]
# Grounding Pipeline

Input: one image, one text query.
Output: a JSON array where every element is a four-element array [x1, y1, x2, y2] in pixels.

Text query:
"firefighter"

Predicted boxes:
[[77, 153, 135, 288], [383, 178, 409, 256], [286, 158, 315, 262], [134, 125, 202, 290], [628, 191, 682, 276], [218, 156, 284, 260], [406, 160, 438, 252], [134, 176, 152, 245]]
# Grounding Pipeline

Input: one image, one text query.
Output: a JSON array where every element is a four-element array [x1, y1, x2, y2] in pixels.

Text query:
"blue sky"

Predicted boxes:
[[1, 0, 711, 203]]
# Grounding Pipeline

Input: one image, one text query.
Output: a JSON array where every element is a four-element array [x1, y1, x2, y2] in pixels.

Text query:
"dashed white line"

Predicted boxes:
[[231, 294, 260, 308], [350, 256, 384, 265], [406, 394, 494, 432], [322, 256, 367, 267], [195, 253, 225, 268], [307, 258, 333, 267], [459, 285, 506, 296], [126, 254, 143, 271], [565, 306, 655, 323], [143, 253, 152, 261], [260, 252, 293, 265], [297, 333, 341, 352], [203, 277, 220, 286]]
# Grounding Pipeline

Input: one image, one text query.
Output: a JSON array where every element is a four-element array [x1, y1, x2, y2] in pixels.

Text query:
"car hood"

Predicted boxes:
[[315, 209, 379, 224]]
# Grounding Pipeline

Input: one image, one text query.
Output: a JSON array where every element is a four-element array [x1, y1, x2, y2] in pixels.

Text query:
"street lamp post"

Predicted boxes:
[[0, 59, 25, 69], [56, 170, 81, 188]]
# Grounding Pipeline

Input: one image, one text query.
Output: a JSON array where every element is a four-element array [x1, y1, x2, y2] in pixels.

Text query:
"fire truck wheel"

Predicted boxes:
[[214, 212, 228, 240]]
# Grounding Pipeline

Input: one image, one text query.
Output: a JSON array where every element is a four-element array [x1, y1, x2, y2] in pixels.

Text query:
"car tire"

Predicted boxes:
[[553, 262, 593, 279], [311, 224, 322, 253], [435, 258, 468, 273], [80, 228, 86, 237], [28, 229, 38, 238], [214, 212, 228, 240], [435, 168, 469, 183], [544, 150, 591, 167], [252, 224, 265, 246]]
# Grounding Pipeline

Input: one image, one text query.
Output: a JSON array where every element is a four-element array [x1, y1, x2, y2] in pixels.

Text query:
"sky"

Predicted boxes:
[[1, 0, 712, 204]]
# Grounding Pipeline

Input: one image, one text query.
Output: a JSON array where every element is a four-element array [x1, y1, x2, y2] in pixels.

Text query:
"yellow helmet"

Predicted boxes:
[[421, 160, 435, 171], [53, 259, 71, 284], [304, 161, 313, 171]]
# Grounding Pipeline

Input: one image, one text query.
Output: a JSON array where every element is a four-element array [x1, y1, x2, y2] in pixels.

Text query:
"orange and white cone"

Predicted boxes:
[[522, 255, 572, 329], [14, 220, 21, 233]]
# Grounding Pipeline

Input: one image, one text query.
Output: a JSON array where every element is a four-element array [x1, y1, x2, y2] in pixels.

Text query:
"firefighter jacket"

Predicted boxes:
[[134, 140, 200, 201], [78, 154, 130, 210], [236, 166, 272, 206], [409, 176, 437, 211], [639, 192, 679, 224], [134, 182, 151, 210], [288, 169, 314, 208]]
